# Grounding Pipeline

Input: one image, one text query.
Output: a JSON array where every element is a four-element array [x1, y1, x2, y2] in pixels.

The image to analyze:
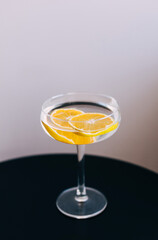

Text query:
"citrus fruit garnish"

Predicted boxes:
[[50, 108, 84, 130], [42, 121, 95, 145], [69, 113, 118, 137]]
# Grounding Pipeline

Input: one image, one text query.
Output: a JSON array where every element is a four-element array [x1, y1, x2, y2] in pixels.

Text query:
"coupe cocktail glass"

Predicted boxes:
[[40, 93, 121, 219]]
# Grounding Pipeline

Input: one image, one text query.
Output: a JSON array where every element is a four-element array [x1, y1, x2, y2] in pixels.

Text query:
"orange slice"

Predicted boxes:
[[69, 113, 118, 136], [41, 121, 95, 145], [50, 108, 84, 130], [42, 122, 74, 144]]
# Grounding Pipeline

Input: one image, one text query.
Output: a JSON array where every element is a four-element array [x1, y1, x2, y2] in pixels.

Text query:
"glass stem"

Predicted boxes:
[[75, 145, 88, 202]]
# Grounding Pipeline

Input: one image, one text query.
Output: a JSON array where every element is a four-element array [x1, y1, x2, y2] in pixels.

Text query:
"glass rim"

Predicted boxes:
[[41, 92, 120, 123]]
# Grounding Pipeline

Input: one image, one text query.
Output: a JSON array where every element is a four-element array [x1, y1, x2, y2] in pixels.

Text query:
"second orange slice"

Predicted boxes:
[[69, 113, 118, 136]]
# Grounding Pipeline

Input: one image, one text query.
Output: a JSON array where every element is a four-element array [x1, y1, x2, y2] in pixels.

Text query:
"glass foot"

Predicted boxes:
[[56, 187, 107, 219]]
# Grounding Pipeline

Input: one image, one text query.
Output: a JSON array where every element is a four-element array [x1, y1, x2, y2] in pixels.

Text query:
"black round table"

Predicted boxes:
[[0, 154, 157, 240]]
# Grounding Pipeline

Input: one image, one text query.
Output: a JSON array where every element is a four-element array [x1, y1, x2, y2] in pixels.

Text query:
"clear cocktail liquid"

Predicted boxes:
[[41, 102, 118, 145]]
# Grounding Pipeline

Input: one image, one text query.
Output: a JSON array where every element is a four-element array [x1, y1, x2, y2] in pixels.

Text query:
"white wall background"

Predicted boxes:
[[0, 0, 158, 172]]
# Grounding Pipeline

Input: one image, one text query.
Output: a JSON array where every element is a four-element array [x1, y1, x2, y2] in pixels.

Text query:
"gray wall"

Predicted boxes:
[[1, 0, 158, 172]]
